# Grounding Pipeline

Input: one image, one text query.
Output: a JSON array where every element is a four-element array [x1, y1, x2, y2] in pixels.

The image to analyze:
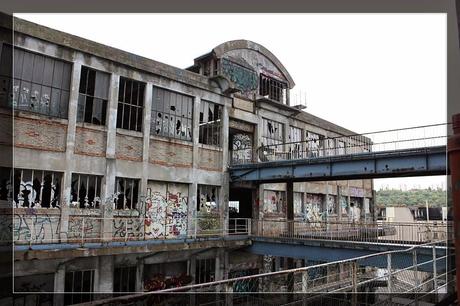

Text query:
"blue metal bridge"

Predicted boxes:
[[229, 123, 449, 183]]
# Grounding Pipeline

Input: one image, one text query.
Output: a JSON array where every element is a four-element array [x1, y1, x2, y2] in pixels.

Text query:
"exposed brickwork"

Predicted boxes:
[[197, 147, 222, 171], [14, 116, 67, 152], [74, 126, 107, 157], [115, 134, 143, 162], [149, 138, 192, 168]]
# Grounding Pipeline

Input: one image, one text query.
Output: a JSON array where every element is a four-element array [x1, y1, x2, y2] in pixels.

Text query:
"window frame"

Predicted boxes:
[[117, 76, 145, 132], [3, 44, 72, 118], [77, 65, 110, 126], [114, 177, 140, 210], [199, 100, 222, 147], [70, 173, 103, 209], [150, 85, 194, 142]]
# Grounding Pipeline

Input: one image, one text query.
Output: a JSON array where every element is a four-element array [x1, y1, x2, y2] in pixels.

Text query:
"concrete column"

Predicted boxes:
[[53, 265, 66, 306], [60, 60, 82, 242], [215, 249, 225, 281], [192, 97, 201, 169], [286, 181, 294, 236], [221, 105, 230, 235], [101, 73, 120, 241], [189, 256, 197, 284], [95, 255, 113, 294], [140, 83, 153, 219], [337, 185, 342, 221], [188, 183, 197, 238]]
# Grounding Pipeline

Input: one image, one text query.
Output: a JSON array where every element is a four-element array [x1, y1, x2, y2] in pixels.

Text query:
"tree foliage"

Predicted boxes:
[[375, 188, 446, 207]]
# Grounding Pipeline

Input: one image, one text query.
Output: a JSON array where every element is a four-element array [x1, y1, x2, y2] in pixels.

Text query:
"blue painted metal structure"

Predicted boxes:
[[229, 146, 447, 183], [247, 238, 448, 273]]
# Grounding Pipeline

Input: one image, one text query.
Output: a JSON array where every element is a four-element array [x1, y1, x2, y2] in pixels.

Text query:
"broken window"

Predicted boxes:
[[13, 169, 62, 208], [70, 173, 102, 209], [195, 258, 215, 284], [199, 100, 222, 147], [0, 167, 12, 202], [289, 126, 302, 158], [151, 86, 193, 141], [5, 45, 71, 118], [337, 139, 346, 155], [259, 74, 287, 103], [262, 118, 284, 148], [117, 77, 145, 132], [115, 177, 139, 210], [197, 185, 219, 213], [77, 66, 109, 125], [306, 131, 325, 157], [0, 43, 12, 109], [114, 266, 136, 293], [64, 270, 94, 305]]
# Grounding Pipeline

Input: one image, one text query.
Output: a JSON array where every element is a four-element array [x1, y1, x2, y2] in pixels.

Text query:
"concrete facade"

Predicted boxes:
[[2, 17, 375, 304]]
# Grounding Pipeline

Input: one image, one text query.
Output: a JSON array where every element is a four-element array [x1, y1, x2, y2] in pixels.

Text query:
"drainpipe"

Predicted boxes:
[[448, 113, 460, 302]]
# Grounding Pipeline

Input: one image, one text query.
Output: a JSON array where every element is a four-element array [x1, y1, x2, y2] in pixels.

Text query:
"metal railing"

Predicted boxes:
[[13, 213, 451, 246], [12, 215, 252, 246], [230, 123, 450, 165], [156, 240, 453, 294], [253, 219, 452, 244]]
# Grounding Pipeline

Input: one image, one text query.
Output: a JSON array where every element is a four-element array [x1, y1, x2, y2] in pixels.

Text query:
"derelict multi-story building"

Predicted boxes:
[[1, 16, 375, 305]]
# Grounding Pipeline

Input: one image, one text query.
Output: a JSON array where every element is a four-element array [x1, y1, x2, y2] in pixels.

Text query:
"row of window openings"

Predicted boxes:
[[63, 258, 216, 302], [262, 119, 371, 154], [263, 190, 364, 215], [0, 50, 222, 146], [6, 169, 218, 211]]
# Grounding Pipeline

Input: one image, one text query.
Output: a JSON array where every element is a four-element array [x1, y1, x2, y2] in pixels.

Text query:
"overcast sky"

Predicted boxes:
[[15, 13, 448, 190]]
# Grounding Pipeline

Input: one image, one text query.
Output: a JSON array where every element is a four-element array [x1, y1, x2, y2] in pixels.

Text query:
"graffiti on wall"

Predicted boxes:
[[13, 213, 60, 243], [231, 133, 253, 163], [294, 192, 303, 215], [113, 217, 143, 239], [263, 190, 284, 214], [220, 58, 258, 93], [327, 195, 337, 215], [340, 196, 348, 215], [145, 182, 188, 239], [304, 194, 323, 222], [67, 216, 101, 240]]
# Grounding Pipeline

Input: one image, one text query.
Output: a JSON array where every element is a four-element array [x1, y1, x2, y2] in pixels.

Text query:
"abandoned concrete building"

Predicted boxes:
[[3, 17, 377, 305]]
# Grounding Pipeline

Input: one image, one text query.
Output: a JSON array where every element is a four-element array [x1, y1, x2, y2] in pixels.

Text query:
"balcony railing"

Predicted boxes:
[[12, 214, 451, 247]]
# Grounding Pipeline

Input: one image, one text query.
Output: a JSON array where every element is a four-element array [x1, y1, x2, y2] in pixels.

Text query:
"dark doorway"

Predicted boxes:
[[229, 187, 253, 234]]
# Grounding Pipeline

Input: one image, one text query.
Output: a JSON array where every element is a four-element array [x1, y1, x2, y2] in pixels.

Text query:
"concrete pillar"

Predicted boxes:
[[95, 255, 113, 294], [188, 183, 197, 238], [53, 265, 66, 306], [141, 83, 152, 198], [60, 60, 82, 242], [101, 73, 120, 241], [448, 113, 460, 301], [192, 97, 201, 169], [221, 105, 230, 235], [287, 181, 294, 236]]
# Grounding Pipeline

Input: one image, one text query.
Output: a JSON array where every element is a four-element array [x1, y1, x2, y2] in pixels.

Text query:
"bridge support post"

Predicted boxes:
[[448, 113, 460, 302], [287, 181, 294, 237]]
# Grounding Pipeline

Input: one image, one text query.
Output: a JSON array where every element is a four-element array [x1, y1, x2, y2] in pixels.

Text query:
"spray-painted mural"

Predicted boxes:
[[340, 195, 349, 215], [326, 195, 337, 215], [263, 190, 284, 214], [13, 213, 61, 244], [112, 217, 143, 239], [304, 193, 323, 222], [294, 192, 303, 215], [145, 182, 188, 239], [67, 216, 101, 240], [220, 58, 258, 93], [231, 133, 253, 163]]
